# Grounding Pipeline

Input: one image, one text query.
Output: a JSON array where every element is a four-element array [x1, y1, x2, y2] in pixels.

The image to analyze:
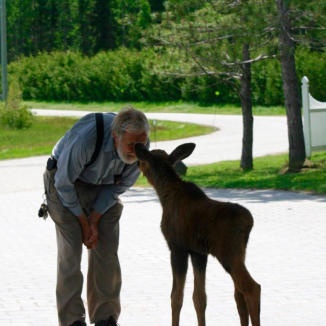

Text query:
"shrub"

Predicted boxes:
[[295, 47, 326, 101], [252, 58, 283, 106], [0, 80, 33, 129], [7, 47, 325, 105]]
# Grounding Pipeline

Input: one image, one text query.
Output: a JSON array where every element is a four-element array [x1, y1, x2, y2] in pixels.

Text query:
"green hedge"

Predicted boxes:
[[295, 47, 326, 101], [8, 47, 325, 105], [9, 49, 183, 102]]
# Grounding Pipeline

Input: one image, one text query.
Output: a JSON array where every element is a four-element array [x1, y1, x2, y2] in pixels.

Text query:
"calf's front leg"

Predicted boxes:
[[190, 252, 208, 326], [170, 248, 189, 326]]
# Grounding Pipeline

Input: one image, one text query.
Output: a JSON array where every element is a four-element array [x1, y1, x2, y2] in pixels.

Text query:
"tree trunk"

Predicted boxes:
[[277, 0, 305, 171], [240, 43, 253, 170]]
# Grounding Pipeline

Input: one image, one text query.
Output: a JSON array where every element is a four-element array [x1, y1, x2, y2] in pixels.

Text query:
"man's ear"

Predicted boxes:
[[169, 143, 196, 164], [112, 131, 118, 145]]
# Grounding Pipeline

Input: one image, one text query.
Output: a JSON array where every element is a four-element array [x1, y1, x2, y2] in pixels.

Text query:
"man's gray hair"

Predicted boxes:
[[112, 106, 150, 138]]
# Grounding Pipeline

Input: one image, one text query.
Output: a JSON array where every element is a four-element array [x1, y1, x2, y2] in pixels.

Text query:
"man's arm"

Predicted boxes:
[[86, 210, 102, 249], [92, 162, 141, 214], [84, 163, 140, 249], [76, 213, 93, 248], [54, 133, 90, 217]]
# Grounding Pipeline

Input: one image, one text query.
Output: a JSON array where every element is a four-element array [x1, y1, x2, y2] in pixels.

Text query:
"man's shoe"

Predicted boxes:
[[95, 316, 119, 326], [69, 321, 86, 326]]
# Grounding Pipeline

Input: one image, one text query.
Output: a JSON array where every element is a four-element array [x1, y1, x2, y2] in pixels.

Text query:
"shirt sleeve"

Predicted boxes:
[[92, 162, 141, 214], [54, 132, 91, 216]]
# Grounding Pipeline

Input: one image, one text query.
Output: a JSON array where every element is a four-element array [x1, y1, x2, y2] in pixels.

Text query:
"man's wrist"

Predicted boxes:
[[76, 214, 88, 225], [88, 210, 101, 225]]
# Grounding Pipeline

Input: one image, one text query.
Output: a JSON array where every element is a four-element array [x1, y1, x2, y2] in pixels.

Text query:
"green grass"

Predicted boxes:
[[186, 152, 326, 194], [25, 100, 286, 116], [0, 116, 77, 159], [2, 101, 325, 195], [149, 119, 216, 142], [0, 116, 214, 160], [136, 151, 326, 194]]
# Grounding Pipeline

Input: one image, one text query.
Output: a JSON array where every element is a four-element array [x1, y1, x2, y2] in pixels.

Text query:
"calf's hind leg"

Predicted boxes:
[[234, 289, 249, 326], [170, 248, 189, 326], [231, 261, 261, 326], [190, 252, 208, 326]]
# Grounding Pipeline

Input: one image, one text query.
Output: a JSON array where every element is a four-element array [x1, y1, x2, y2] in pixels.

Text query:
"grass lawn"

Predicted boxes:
[[2, 101, 325, 194], [135, 151, 326, 194], [0, 115, 215, 160], [185, 151, 326, 194], [25, 100, 286, 115]]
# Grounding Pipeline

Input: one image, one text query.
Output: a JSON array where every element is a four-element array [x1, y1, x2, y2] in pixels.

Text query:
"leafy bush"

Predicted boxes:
[[9, 48, 184, 102], [295, 47, 326, 101], [10, 51, 91, 101], [0, 81, 33, 129], [89, 48, 144, 101], [7, 47, 325, 105], [252, 58, 283, 106], [0, 105, 33, 129]]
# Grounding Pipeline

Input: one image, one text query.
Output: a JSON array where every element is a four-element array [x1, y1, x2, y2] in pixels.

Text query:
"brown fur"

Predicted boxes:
[[135, 143, 261, 326]]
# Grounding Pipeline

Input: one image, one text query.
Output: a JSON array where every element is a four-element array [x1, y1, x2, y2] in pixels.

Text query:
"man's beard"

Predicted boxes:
[[116, 146, 137, 164]]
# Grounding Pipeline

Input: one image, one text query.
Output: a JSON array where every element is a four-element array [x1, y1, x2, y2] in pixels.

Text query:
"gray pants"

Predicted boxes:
[[44, 169, 123, 326]]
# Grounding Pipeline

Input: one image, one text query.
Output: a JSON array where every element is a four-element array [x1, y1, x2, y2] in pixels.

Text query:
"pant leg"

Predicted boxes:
[[43, 169, 86, 326], [87, 201, 123, 324]]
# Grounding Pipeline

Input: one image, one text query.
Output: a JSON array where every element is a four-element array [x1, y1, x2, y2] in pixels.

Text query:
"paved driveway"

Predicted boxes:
[[0, 111, 325, 325], [31, 109, 289, 165]]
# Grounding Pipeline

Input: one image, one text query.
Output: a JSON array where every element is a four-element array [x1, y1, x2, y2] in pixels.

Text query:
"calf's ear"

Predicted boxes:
[[169, 143, 196, 164]]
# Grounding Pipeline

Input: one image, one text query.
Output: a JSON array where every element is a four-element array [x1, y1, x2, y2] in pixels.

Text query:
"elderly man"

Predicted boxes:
[[43, 107, 150, 326]]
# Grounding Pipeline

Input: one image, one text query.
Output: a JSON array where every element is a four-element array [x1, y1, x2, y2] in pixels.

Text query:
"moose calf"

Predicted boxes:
[[135, 142, 261, 326]]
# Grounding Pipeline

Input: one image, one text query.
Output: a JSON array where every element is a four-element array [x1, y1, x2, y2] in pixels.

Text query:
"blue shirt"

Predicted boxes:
[[52, 112, 145, 216]]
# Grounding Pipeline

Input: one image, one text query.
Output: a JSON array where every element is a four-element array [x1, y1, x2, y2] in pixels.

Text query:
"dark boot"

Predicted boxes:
[[95, 316, 119, 326]]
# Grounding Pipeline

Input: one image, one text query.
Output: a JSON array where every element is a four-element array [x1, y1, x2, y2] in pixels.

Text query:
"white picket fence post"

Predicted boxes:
[[301, 76, 326, 158]]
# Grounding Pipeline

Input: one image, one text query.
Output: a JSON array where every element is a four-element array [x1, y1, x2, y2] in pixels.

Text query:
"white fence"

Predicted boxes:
[[301, 76, 326, 157]]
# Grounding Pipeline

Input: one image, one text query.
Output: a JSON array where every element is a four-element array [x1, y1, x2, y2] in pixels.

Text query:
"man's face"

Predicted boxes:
[[114, 131, 148, 164]]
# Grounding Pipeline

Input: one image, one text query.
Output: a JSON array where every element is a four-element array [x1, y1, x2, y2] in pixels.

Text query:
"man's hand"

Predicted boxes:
[[76, 211, 102, 249], [76, 214, 92, 249], [87, 210, 102, 249]]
